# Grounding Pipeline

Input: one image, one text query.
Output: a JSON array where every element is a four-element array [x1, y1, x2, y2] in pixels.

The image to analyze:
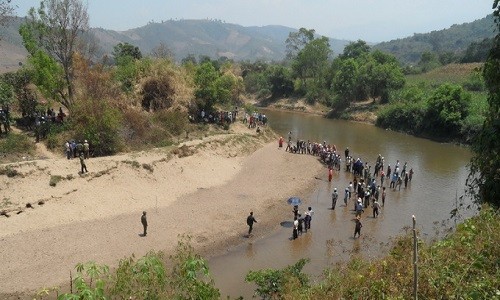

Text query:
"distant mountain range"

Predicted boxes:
[[373, 14, 495, 64], [0, 15, 495, 72]]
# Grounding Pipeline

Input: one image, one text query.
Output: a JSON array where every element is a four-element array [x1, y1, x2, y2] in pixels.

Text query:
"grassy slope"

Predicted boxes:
[[279, 207, 500, 299]]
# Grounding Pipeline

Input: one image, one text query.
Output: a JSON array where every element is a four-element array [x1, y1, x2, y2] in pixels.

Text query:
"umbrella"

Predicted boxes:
[[287, 196, 302, 206]]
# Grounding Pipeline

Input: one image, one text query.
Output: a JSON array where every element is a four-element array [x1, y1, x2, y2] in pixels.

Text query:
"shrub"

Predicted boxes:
[[426, 84, 470, 136], [70, 98, 124, 156], [376, 101, 427, 134], [154, 109, 189, 136], [0, 132, 35, 156], [0, 166, 20, 177], [49, 175, 63, 187], [245, 258, 310, 299]]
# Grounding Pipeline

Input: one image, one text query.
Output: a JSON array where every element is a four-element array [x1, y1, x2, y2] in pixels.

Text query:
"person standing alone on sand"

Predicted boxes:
[[247, 212, 257, 237], [141, 211, 147, 236], [79, 153, 88, 174]]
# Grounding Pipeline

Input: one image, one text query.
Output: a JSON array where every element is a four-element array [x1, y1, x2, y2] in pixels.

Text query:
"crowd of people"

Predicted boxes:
[[277, 132, 415, 239]]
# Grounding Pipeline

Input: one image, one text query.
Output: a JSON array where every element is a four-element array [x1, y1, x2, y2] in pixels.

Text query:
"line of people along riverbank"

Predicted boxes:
[[278, 132, 414, 239]]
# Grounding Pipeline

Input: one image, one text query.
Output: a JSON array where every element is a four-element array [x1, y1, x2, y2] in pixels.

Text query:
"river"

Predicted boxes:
[[209, 109, 475, 299]]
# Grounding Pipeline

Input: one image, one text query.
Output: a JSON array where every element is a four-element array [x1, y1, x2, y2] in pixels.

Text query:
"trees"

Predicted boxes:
[[331, 42, 405, 105], [291, 36, 331, 91], [340, 40, 370, 59], [113, 42, 143, 62], [19, 0, 89, 109], [468, 0, 500, 208], [285, 28, 315, 60], [426, 84, 470, 134]]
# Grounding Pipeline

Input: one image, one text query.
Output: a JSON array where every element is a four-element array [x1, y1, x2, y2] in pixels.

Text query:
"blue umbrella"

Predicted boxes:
[[287, 196, 302, 206]]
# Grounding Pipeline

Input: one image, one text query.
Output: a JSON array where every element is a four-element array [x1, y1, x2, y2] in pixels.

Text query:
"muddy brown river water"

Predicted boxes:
[[209, 109, 475, 299]]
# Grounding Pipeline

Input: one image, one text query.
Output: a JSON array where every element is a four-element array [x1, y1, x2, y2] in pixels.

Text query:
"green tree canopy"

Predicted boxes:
[[427, 84, 470, 134], [113, 42, 143, 62], [468, 0, 500, 208], [340, 40, 371, 59], [19, 0, 89, 109], [285, 28, 315, 60]]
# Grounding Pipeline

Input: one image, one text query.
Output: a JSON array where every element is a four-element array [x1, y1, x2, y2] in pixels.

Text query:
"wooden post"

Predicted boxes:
[[412, 215, 418, 300]]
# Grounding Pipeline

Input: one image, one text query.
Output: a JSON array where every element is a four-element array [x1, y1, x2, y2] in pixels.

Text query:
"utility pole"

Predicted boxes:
[[412, 215, 418, 300]]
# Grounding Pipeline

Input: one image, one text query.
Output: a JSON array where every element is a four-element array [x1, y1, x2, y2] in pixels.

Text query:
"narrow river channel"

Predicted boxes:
[[209, 109, 474, 299]]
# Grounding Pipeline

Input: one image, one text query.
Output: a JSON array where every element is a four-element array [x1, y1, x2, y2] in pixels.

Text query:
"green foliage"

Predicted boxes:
[[52, 237, 220, 300], [18, 19, 66, 102], [194, 61, 241, 111], [49, 175, 63, 187], [0, 79, 13, 106], [417, 51, 442, 73], [59, 262, 109, 300], [245, 258, 310, 299], [291, 36, 331, 95], [194, 62, 218, 110], [378, 83, 480, 142], [19, 0, 89, 109], [463, 68, 486, 91], [267, 65, 293, 98], [282, 207, 500, 299], [461, 38, 493, 63], [373, 15, 495, 65], [70, 99, 123, 156], [376, 100, 427, 134], [426, 84, 470, 134], [285, 27, 315, 60], [332, 58, 362, 106], [169, 235, 220, 300], [112, 42, 142, 62], [0, 132, 35, 156], [113, 55, 140, 92], [111, 252, 168, 299], [340, 40, 371, 59], [468, 0, 500, 208], [153, 109, 189, 136]]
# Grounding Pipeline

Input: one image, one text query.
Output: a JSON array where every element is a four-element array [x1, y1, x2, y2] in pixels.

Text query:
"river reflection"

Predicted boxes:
[[209, 109, 475, 299]]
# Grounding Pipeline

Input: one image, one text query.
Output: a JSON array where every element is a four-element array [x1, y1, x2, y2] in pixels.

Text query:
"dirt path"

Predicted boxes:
[[0, 125, 324, 298]]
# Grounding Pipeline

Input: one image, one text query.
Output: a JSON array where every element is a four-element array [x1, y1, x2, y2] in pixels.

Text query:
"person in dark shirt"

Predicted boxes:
[[247, 211, 257, 237], [354, 217, 363, 238], [141, 211, 148, 236]]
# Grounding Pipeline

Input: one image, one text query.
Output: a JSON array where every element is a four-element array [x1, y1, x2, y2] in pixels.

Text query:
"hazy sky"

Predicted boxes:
[[14, 0, 495, 43]]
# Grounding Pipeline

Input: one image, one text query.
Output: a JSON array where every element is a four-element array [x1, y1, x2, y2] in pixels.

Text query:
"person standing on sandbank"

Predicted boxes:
[[79, 153, 88, 174], [141, 211, 148, 236], [247, 211, 257, 237]]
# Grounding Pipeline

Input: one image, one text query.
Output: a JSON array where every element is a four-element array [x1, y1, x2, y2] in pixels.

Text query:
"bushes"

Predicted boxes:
[[377, 83, 481, 142], [376, 101, 427, 134], [0, 132, 35, 157], [70, 98, 124, 156], [55, 236, 220, 300]]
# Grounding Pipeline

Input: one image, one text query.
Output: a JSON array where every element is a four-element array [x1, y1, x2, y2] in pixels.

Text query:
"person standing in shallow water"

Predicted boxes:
[[292, 217, 299, 240], [141, 211, 147, 236], [331, 188, 339, 210], [354, 217, 362, 238], [247, 211, 257, 237]]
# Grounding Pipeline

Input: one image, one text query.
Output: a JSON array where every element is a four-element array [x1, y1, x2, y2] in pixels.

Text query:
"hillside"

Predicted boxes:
[[0, 17, 350, 64], [0, 14, 494, 68], [0, 16, 27, 73], [373, 14, 495, 64]]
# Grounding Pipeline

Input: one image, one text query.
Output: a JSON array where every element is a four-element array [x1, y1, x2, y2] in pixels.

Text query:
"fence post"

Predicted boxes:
[[413, 215, 418, 300]]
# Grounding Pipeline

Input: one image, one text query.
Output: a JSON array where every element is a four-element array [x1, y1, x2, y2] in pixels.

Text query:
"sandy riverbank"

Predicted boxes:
[[0, 123, 325, 298]]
